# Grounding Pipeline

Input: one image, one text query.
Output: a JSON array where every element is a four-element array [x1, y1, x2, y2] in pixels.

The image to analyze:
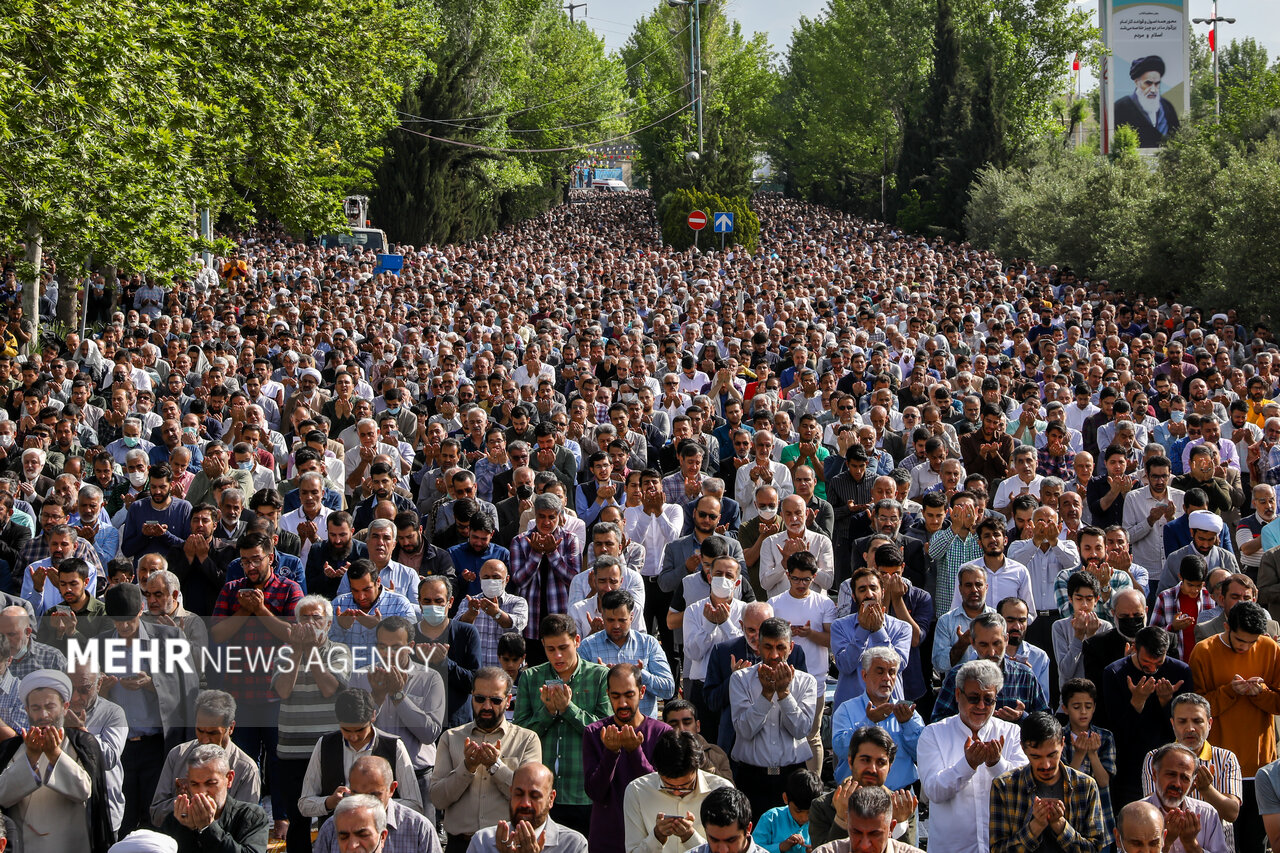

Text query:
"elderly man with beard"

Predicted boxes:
[[1141, 744, 1228, 853], [315, 757, 440, 853], [1160, 510, 1239, 595], [160, 744, 270, 853], [1140, 693, 1241, 845], [151, 690, 261, 828], [918, 659, 1028, 853], [989, 712, 1105, 853], [465, 762, 588, 853], [1113, 56, 1181, 147], [583, 664, 673, 853], [0, 669, 113, 853], [143, 568, 211, 677]]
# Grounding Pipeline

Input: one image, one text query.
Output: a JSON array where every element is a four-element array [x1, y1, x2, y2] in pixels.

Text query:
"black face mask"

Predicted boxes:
[[1116, 615, 1145, 639]]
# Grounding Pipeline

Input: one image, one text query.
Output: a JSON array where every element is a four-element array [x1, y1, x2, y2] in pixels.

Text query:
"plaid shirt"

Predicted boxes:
[[510, 528, 581, 639], [989, 763, 1105, 853], [466, 592, 530, 668], [928, 528, 983, 614], [1037, 447, 1077, 480], [17, 536, 105, 585], [512, 658, 611, 806], [10, 640, 67, 680], [1151, 585, 1216, 657], [1053, 567, 1135, 620], [662, 472, 711, 505], [211, 572, 303, 704], [0, 670, 28, 729], [931, 655, 1049, 722]]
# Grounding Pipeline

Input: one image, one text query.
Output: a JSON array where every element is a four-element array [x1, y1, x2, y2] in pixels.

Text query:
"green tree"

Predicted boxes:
[[372, 0, 625, 244], [622, 1, 776, 204]]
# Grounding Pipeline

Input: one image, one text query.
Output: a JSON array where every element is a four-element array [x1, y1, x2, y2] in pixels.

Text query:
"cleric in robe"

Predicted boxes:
[[0, 669, 115, 853], [1114, 55, 1181, 148]]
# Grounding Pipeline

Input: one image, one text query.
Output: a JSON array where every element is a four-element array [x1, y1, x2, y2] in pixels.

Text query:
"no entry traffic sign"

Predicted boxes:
[[687, 210, 708, 231]]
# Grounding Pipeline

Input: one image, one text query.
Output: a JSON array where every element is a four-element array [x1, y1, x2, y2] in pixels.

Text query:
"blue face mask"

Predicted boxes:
[[123, 436, 139, 448], [237, 461, 253, 470], [386, 406, 400, 416]]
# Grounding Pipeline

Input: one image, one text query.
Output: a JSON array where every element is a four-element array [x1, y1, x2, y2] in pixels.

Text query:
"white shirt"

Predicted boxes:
[[768, 592, 836, 677], [567, 566, 647, 611], [957, 557, 1037, 615], [1008, 537, 1081, 613], [729, 665, 818, 768], [757, 529, 835, 597], [1065, 402, 1100, 433], [280, 504, 333, 565], [735, 460, 794, 522], [569, 595, 647, 639], [992, 475, 1044, 510], [1121, 485, 1185, 575], [624, 504, 684, 578], [918, 714, 1028, 853], [682, 596, 747, 681], [907, 464, 943, 499]]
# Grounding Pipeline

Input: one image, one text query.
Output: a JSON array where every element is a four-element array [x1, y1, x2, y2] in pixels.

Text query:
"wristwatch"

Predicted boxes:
[[488, 758, 504, 775], [390, 691, 405, 703]]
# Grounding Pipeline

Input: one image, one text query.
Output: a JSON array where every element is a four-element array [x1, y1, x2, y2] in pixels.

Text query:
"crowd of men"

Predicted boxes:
[[0, 190, 1279, 853]]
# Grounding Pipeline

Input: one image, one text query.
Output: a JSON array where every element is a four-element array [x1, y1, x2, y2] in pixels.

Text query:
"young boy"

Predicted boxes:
[[1061, 677, 1116, 840], [104, 556, 135, 592], [497, 631, 526, 720], [752, 768, 821, 853]]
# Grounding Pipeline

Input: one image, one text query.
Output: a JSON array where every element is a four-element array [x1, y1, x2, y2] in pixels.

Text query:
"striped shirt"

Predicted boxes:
[[273, 640, 354, 759], [468, 593, 530, 668]]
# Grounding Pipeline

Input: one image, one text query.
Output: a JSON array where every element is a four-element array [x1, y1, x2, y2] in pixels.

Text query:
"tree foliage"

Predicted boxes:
[[657, 188, 760, 253], [966, 40, 1280, 321], [371, 0, 627, 245], [768, 0, 1095, 226], [0, 0, 435, 325], [622, 1, 776, 205]]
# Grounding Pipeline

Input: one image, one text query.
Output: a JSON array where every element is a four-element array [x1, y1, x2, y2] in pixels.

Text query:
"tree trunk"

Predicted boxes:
[[57, 274, 80, 328], [21, 217, 42, 353]]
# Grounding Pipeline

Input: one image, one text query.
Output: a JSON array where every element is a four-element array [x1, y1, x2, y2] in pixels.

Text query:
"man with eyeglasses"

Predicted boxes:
[[432, 666, 541, 853], [918, 658, 1028, 853], [623, 730, 734, 853]]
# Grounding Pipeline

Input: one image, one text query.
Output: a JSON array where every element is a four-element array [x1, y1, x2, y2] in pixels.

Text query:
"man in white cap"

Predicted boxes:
[[1158, 510, 1240, 593], [0, 669, 114, 853], [109, 829, 178, 853]]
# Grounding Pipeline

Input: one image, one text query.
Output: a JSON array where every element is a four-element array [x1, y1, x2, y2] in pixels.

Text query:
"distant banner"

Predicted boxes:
[[1102, 0, 1189, 152]]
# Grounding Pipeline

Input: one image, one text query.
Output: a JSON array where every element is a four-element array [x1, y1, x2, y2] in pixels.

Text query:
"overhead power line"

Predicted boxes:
[[395, 98, 692, 154], [419, 22, 691, 126]]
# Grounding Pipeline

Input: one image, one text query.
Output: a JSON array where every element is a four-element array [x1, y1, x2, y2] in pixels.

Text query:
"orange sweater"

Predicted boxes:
[[1189, 632, 1280, 776]]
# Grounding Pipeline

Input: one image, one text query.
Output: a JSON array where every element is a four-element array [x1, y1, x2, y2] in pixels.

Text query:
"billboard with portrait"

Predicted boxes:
[[1100, 0, 1189, 153]]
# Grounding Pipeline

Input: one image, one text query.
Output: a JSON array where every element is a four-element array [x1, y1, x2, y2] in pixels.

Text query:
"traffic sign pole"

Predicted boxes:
[[687, 209, 708, 252]]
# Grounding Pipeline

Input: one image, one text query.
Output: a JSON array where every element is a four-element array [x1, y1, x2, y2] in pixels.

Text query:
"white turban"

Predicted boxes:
[[1188, 510, 1224, 534], [17, 669, 72, 704], [109, 830, 179, 853], [300, 368, 322, 383]]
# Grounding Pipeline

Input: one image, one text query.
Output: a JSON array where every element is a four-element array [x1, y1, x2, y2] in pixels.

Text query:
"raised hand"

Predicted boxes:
[[993, 700, 1025, 722], [1154, 678, 1184, 705], [964, 734, 986, 769]]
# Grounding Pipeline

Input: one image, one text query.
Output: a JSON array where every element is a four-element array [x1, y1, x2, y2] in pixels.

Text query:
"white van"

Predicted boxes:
[[591, 179, 629, 193]]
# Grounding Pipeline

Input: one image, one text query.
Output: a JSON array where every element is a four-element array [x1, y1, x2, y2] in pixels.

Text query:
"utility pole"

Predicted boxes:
[[668, 0, 705, 155], [564, 2, 585, 22], [1193, 2, 1236, 118]]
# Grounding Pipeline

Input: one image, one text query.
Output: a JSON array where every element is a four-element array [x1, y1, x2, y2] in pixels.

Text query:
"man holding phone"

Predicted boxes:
[[989, 712, 1106, 853]]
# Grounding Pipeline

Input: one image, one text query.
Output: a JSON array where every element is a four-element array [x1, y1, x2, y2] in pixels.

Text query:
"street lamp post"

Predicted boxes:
[[1193, 2, 1236, 118]]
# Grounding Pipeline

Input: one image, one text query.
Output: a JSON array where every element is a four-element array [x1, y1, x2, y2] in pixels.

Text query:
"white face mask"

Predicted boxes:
[[0, 435, 12, 449], [757, 506, 778, 521], [127, 471, 148, 488], [481, 578, 505, 599], [710, 576, 736, 599]]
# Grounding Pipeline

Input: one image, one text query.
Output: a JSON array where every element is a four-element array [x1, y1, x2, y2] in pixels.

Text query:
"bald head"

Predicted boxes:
[[1115, 800, 1163, 853]]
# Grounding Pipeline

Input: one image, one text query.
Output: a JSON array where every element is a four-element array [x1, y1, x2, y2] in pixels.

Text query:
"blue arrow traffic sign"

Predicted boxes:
[[713, 212, 735, 233]]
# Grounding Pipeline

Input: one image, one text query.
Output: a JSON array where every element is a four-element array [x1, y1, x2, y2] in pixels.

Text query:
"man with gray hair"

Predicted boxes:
[[918, 659, 1027, 853], [106, 419, 154, 466], [160, 743, 270, 853], [509, 493, 580, 657], [315, 757, 439, 853], [151, 690, 261, 826], [810, 785, 926, 853], [142, 568, 210, 675], [1141, 743, 1229, 853], [1139, 692, 1241, 835], [1114, 800, 1164, 853]]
